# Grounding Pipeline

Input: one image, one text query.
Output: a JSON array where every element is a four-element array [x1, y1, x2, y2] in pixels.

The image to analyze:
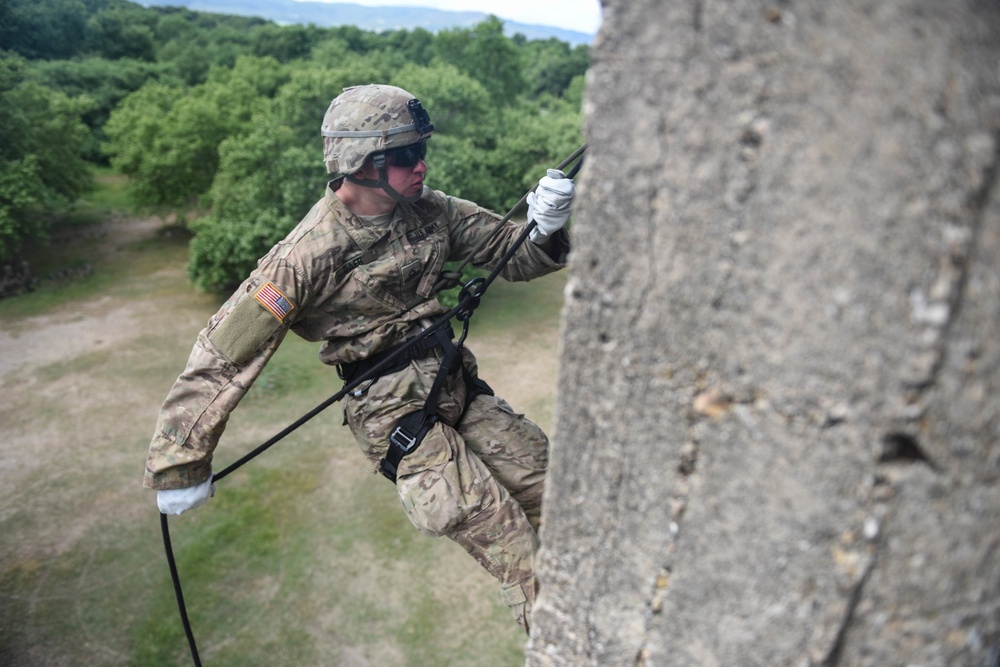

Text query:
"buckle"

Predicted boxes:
[[389, 425, 419, 452]]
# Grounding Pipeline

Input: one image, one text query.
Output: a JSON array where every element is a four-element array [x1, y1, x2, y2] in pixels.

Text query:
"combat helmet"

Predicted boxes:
[[321, 84, 434, 203]]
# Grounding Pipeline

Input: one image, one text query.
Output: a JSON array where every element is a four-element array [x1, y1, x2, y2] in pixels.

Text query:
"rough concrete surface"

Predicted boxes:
[[528, 1, 1000, 665]]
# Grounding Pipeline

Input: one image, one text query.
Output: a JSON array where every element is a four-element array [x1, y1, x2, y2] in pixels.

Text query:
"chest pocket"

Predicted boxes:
[[403, 216, 448, 298], [337, 215, 449, 318], [350, 253, 408, 313], [400, 239, 443, 298]]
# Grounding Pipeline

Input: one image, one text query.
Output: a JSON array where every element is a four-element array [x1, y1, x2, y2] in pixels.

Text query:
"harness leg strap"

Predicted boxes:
[[380, 410, 436, 482], [379, 328, 460, 483]]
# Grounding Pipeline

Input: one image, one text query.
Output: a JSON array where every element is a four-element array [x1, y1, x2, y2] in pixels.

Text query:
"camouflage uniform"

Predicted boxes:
[[145, 178, 568, 631]]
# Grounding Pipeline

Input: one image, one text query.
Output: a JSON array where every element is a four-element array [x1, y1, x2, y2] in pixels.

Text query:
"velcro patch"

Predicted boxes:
[[254, 281, 294, 322], [210, 295, 283, 366], [500, 582, 527, 607]]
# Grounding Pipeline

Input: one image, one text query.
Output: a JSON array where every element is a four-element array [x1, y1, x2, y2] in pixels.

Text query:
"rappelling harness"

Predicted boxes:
[[160, 145, 585, 667], [337, 318, 495, 483]]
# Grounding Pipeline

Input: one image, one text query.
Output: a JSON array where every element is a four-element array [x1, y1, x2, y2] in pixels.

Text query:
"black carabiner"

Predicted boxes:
[[456, 277, 485, 323]]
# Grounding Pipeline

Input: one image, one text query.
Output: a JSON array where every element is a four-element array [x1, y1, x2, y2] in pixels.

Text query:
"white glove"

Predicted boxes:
[[527, 169, 575, 244], [157, 473, 215, 515]]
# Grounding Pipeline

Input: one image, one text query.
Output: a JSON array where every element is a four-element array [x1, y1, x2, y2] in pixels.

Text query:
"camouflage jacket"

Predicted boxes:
[[144, 181, 569, 490]]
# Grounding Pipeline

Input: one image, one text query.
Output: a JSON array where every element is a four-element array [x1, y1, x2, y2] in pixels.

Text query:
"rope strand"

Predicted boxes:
[[160, 513, 203, 667]]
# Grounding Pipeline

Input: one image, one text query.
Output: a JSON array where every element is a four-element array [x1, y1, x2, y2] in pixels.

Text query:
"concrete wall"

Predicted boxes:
[[528, 2, 1000, 665]]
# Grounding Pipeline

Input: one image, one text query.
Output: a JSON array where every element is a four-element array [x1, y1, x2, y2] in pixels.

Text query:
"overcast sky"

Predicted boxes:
[[299, 0, 604, 35]]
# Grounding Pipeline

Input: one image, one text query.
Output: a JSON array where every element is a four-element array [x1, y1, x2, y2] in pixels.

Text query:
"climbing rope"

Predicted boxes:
[[160, 145, 586, 666]]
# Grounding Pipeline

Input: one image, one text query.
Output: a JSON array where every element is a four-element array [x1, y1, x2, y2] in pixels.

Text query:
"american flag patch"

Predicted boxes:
[[254, 281, 294, 322]]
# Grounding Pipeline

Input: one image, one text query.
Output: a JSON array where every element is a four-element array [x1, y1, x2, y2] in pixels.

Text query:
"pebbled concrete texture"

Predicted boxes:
[[528, 1, 1000, 665]]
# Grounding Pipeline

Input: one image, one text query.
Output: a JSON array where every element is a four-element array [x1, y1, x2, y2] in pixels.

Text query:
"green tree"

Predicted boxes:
[[520, 39, 590, 98], [1, 0, 88, 60], [328, 24, 382, 54], [27, 56, 168, 162], [271, 55, 387, 145], [83, 3, 157, 61], [188, 117, 325, 290], [488, 95, 583, 199], [103, 82, 187, 207], [154, 10, 196, 44], [156, 33, 216, 86], [393, 63, 495, 138], [564, 74, 586, 108], [104, 56, 284, 208], [101, 82, 173, 178], [434, 16, 524, 103], [381, 28, 435, 65], [64, 12, 587, 286], [155, 11, 263, 85], [251, 23, 323, 63], [437, 94, 583, 212], [0, 54, 92, 261]]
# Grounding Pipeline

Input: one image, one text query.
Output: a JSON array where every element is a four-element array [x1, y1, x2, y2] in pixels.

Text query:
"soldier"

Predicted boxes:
[[145, 84, 575, 632]]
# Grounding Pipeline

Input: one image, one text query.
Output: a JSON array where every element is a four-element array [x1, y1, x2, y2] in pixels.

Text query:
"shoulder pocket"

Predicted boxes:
[[209, 294, 285, 366]]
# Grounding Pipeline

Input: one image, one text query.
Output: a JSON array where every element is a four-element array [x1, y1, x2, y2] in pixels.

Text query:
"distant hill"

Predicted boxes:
[[133, 0, 595, 45]]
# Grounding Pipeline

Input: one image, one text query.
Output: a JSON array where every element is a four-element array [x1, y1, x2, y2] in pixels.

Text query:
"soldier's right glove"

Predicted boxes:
[[157, 473, 215, 515], [527, 169, 575, 244]]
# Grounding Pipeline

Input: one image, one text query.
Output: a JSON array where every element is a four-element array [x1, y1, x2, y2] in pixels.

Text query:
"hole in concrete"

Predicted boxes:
[[878, 432, 932, 465]]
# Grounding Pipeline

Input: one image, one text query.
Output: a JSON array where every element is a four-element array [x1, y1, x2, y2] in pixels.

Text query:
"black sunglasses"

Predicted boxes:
[[383, 140, 427, 168]]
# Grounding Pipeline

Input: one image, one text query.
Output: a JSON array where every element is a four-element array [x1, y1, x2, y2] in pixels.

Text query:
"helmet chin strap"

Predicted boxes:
[[345, 154, 421, 204]]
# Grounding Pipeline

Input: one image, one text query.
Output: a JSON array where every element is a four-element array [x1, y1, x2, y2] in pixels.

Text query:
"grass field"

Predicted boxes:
[[0, 182, 567, 666]]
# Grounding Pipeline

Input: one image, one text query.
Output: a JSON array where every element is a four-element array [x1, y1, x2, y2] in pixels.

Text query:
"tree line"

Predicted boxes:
[[0, 0, 588, 290]]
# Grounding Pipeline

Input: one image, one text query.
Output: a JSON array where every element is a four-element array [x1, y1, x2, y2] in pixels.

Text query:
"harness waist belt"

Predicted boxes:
[[338, 322, 455, 384]]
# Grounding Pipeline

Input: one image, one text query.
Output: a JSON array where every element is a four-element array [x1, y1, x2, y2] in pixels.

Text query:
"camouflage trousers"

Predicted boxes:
[[343, 345, 548, 632]]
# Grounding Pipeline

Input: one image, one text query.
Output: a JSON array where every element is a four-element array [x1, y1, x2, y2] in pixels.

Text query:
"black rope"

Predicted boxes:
[[160, 144, 585, 666], [160, 512, 203, 667]]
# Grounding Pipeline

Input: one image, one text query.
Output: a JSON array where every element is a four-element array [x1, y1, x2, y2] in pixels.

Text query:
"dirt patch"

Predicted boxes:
[[0, 216, 178, 377], [0, 296, 140, 379], [48, 213, 178, 252]]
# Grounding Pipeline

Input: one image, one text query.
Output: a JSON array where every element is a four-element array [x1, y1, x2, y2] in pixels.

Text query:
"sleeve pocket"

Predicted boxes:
[[209, 296, 285, 366]]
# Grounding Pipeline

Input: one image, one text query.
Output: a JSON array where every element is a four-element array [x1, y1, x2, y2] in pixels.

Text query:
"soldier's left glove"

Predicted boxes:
[[528, 169, 575, 244], [157, 472, 215, 515]]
